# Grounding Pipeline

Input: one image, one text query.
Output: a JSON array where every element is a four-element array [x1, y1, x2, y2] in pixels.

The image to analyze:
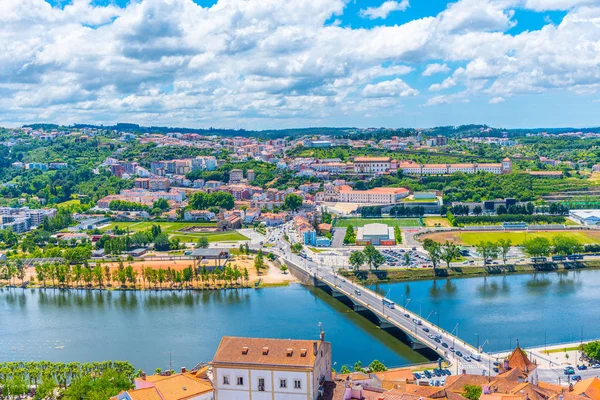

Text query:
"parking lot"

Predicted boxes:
[[381, 248, 432, 268]]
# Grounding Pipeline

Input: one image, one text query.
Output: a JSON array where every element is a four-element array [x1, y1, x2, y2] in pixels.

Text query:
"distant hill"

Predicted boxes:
[[20, 123, 600, 139]]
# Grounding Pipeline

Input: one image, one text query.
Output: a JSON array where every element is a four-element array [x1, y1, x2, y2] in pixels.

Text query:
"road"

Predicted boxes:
[[265, 223, 496, 379]]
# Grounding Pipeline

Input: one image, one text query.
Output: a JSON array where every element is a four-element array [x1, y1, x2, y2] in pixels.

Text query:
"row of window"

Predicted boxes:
[[222, 376, 301, 390]]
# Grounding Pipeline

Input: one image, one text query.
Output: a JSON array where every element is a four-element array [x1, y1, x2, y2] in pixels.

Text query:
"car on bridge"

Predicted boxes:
[[422, 327, 430, 332], [456, 351, 463, 357], [354, 289, 361, 296]]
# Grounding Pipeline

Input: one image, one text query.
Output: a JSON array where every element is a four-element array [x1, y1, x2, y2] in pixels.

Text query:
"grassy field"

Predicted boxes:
[[421, 230, 600, 246], [101, 221, 216, 232], [423, 217, 452, 227], [101, 221, 248, 243], [56, 199, 81, 208], [170, 232, 249, 243], [334, 218, 422, 228]]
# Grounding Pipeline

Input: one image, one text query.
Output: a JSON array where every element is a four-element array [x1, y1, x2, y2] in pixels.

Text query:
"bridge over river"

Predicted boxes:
[[269, 238, 497, 376]]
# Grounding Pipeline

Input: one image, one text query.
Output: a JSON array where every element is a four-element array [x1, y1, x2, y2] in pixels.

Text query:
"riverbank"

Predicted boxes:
[[339, 261, 600, 284], [0, 258, 297, 291]]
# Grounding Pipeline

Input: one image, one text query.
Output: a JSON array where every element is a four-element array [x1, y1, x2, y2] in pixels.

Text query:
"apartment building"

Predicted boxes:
[[316, 185, 409, 204], [211, 334, 332, 400], [353, 157, 392, 174], [399, 158, 512, 175]]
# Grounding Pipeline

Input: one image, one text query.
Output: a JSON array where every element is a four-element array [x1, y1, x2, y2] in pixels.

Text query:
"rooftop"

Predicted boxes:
[[211, 336, 325, 368]]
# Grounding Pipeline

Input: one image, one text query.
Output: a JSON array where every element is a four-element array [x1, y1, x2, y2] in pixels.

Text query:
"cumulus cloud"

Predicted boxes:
[[359, 0, 410, 20], [422, 63, 450, 76], [1, 0, 600, 126], [362, 79, 418, 97], [489, 96, 505, 103]]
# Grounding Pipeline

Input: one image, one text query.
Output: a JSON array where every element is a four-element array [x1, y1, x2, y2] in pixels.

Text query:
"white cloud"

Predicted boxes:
[[359, 0, 410, 20], [489, 96, 505, 103], [522, 0, 600, 11], [422, 63, 450, 76], [429, 77, 457, 91], [362, 78, 418, 97], [1, 0, 600, 126]]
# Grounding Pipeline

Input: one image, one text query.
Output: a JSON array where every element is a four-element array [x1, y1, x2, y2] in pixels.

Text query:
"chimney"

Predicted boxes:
[[181, 367, 187, 374], [263, 346, 269, 355], [287, 348, 294, 357], [313, 342, 318, 356], [242, 346, 249, 355], [320, 331, 325, 342], [142, 372, 147, 381], [301, 349, 308, 357]]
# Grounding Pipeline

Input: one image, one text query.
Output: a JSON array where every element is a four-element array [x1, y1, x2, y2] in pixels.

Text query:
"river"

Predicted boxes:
[[1, 269, 600, 372]]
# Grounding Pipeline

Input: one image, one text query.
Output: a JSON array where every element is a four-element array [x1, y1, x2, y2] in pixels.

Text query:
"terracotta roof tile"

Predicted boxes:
[[211, 336, 323, 369]]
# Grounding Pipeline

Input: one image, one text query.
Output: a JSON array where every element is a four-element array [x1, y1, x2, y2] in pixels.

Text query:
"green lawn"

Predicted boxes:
[[334, 217, 422, 228], [170, 232, 249, 243], [457, 230, 600, 246], [56, 199, 81, 208], [100, 221, 247, 243], [101, 221, 216, 233]]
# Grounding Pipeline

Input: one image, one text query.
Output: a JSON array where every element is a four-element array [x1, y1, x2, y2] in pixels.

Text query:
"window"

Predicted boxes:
[[237, 377, 244, 386], [258, 378, 265, 391], [294, 380, 302, 389], [280, 379, 287, 388], [223, 376, 230, 385]]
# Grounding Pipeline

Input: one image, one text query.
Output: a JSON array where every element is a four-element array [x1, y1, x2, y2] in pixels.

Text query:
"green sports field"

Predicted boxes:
[[422, 230, 600, 246], [333, 217, 422, 228], [101, 221, 248, 243]]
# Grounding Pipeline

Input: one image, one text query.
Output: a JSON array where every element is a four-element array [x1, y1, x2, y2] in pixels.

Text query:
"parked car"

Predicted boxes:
[[577, 365, 587, 370], [414, 373, 422, 379], [463, 356, 472, 362], [434, 369, 441, 377], [592, 364, 600, 369], [444, 369, 451, 376], [572, 375, 582, 382], [424, 370, 432, 378]]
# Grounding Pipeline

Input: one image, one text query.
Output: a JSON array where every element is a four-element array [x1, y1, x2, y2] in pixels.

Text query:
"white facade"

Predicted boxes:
[[212, 337, 332, 400], [353, 157, 391, 174]]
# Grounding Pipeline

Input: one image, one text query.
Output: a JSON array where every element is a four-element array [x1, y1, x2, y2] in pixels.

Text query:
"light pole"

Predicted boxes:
[[475, 333, 480, 351]]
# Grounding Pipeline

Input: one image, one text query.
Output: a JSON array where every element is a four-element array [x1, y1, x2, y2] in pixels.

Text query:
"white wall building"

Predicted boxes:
[[211, 335, 332, 400], [353, 157, 391, 174], [569, 210, 600, 225]]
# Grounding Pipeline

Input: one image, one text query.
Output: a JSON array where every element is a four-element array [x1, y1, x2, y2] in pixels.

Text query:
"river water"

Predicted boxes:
[[1, 269, 600, 372]]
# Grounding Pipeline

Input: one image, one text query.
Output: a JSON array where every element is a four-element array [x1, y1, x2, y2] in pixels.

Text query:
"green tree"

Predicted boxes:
[[343, 226, 356, 245], [363, 244, 384, 271], [441, 241, 460, 268], [423, 239, 442, 269], [552, 235, 583, 256], [368, 360, 387, 372], [196, 237, 210, 249], [476, 241, 500, 266], [522, 237, 551, 260], [498, 239, 512, 265], [463, 385, 483, 400], [339, 365, 351, 374], [284, 194, 303, 211], [280, 265, 288, 274], [349, 251, 366, 271], [254, 250, 265, 275], [154, 233, 171, 251]]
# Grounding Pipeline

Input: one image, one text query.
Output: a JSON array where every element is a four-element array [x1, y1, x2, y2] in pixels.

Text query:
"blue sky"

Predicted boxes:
[[1, 0, 598, 129]]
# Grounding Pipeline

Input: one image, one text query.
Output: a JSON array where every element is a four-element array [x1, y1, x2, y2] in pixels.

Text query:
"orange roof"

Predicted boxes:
[[152, 374, 213, 400], [506, 345, 536, 372], [355, 157, 391, 162], [574, 377, 600, 400], [126, 387, 163, 400], [211, 336, 323, 369], [375, 368, 414, 382], [480, 394, 522, 400]]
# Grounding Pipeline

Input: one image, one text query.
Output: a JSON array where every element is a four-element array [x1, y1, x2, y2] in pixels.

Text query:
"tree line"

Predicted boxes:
[[0, 360, 136, 399]]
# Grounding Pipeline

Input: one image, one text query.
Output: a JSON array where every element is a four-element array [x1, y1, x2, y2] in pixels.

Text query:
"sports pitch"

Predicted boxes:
[[421, 230, 600, 246], [333, 218, 423, 228]]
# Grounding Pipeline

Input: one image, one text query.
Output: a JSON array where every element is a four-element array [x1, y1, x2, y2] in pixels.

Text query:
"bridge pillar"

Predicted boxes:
[[377, 317, 395, 329], [331, 289, 346, 298]]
